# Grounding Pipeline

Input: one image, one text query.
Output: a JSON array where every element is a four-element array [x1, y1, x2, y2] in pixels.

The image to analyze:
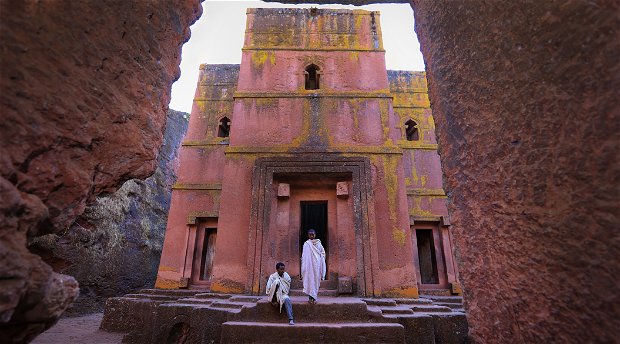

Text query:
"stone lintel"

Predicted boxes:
[[187, 211, 219, 225], [409, 216, 442, 225]]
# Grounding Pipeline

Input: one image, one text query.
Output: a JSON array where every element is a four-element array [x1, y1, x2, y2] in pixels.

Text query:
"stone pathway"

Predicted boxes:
[[31, 313, 122, 344]]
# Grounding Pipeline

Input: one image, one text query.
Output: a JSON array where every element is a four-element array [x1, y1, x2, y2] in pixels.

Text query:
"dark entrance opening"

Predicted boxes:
[[200, 228, 217, 280], [300, 201, 328, 276], [416, 229, 439, 284]]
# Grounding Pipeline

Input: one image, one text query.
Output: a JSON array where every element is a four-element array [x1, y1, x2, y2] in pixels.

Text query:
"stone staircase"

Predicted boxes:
[[101, 289, 469, 343], [420, 295, 465, 313], [288, 278, 339, 297], [222, 297, 403, 343]]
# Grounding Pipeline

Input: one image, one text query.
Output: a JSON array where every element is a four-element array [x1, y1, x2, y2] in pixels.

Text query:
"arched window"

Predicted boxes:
[[217, 117, 230, 138], [305, 64, 320, 90], [405, 119, 419, 141]]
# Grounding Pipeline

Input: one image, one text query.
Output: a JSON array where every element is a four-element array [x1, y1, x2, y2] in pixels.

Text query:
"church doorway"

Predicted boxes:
[[299, 201, 328, 277]]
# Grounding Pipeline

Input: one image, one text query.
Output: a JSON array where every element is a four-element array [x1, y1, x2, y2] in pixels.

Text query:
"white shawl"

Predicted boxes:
[[301, 239, 326, 300], [266, 271, 291, 313]]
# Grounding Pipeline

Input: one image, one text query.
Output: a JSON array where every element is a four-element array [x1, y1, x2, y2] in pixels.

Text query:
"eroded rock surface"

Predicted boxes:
[[413, 1, 620, 343], [30, 110, 189, 314], [0, 1, 201, 342], [263, 0, 406, 4]]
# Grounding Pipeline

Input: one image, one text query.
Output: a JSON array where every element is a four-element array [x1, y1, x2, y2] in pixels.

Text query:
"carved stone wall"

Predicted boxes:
[[0, 1, 201, 342], [412, 1, 620, 342]]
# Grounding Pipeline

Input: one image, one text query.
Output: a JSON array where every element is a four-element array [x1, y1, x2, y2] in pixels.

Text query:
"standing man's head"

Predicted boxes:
[[276, 262, 285, 276], [307, 229, 316, 240]]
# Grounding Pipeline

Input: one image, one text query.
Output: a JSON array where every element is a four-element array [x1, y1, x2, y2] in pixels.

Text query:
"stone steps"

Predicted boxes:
[[434, 301, 464, 309], [230, 296, 263, 303], [290, 279, 337, 290], [172, 297, 215, 305], [194, 292, 233, 300], [410, 305, 453, 313], [361, 298, 397, 306], [420, 295, 463, 304], [123, 293, 180, 301], [138, 288, 200, 297], [220, 321, 405, 343], [394, 298, 433, 305], [378, 306, 415, 315], [233, 297, 379, 323], [102, 292, 469, 343], [289, 288, 338, 297]]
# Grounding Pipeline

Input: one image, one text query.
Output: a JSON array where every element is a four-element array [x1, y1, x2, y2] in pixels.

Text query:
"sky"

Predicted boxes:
[[170, 0, 424, 113]]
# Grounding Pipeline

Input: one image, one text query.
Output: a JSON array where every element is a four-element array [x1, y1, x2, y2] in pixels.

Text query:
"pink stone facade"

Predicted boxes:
[[156, 8, 459, 297]]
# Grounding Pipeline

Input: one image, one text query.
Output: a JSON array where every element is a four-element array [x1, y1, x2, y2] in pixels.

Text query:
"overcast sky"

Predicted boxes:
[[170, 0, 424, 113]]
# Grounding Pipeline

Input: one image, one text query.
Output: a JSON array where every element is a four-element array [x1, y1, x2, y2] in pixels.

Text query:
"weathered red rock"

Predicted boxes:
[[0, 1, 201, 341], [29, 109, 189, 315], [412, 1, 620, 342]]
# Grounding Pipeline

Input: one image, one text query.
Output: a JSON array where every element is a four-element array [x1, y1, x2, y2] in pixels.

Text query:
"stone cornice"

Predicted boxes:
[[397, 142, 438, 150], [225, 146, 402, 155], [233, 91, 392, 99], [242, 47, 385, 52]]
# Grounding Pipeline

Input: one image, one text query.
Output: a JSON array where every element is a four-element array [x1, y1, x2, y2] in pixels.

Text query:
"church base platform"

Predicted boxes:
[[100, 289, 469, 343]]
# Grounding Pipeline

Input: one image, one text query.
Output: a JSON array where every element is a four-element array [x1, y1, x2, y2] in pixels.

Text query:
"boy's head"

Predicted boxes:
[[275, 262, 285, 276], [307, 229, 316, 239]]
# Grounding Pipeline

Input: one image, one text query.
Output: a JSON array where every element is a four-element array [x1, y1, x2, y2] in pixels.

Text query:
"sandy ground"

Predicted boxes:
[[31, 313, 123, 344]]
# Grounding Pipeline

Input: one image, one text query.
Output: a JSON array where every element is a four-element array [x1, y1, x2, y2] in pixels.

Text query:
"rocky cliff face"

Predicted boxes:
[[0, 1, 201, 342], [412, 1, 620, 343], [30, 110, 189, 315]]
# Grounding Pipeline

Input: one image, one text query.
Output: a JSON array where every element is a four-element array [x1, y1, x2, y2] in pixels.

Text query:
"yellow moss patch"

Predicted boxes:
[[382, 286, 419, 298], [381, 155, 399, 222], [410, 197, 435, 217], [154, 277, 179, 289], [392, 226, 406, 246], [210, 280, 245, 294], [349, 51, 359, 62], [158, 265, 177, 272], [251, 50, 275, 68]]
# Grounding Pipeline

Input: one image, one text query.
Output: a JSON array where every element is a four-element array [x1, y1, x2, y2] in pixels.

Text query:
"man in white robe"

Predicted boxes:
[[301, 229, 326, 304], [266, 262, 294, 325]]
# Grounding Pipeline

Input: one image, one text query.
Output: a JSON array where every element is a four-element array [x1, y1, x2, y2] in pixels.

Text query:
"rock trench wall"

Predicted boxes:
[[412, 1, 620, 343], [0, 1, 201, 342], [30, 110, 189, 315], [2, 0, 618, 342]]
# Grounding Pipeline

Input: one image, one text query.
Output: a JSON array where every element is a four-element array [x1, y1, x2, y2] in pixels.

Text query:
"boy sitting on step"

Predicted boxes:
[[266, 262, 295, 325]]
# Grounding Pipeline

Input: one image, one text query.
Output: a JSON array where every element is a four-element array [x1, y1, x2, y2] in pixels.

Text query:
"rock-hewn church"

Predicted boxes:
[[155, 8, 460, 298]]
